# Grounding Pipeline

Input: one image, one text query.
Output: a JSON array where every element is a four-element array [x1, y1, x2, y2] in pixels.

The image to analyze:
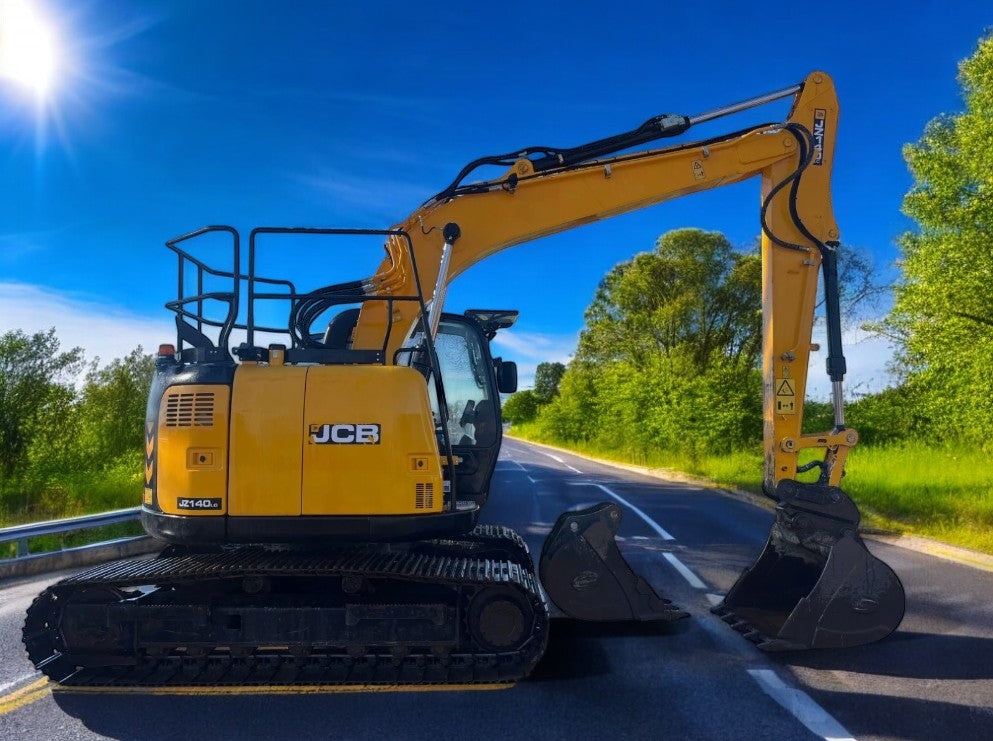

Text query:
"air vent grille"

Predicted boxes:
[[415, 482, 434, 509], [164, 391, 215, 428]]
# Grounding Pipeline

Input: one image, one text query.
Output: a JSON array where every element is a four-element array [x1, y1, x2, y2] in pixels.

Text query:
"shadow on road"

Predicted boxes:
[[782, 629, 993, 680], [802, 684, 993, 741], [530, 617, 690, 681], [48, 619, 692, 740]]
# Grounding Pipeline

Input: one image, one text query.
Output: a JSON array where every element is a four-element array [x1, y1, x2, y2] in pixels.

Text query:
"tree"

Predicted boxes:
[[0, 329, 84, 480], [578, 229, 763, 370], [533, 362, 566, 404], [877, 34, 993, 443], [536, 229, 766, 454], [78, 348, 155, 462], [502, 390, 539, 424]]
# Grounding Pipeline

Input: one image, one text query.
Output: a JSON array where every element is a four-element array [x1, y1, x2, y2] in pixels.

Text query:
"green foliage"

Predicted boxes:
[[531, 229, 764, 458], [535, 364, 601, 443], [578, 229, 761, 369], [502, 389, 539, 424], [532, 362, 566, 404], [845, 386, 927, 446], [875, 34, 993, 446], [0, 329, 153, 525], [0, 329, 84, 480], [77, 348, 155, 463]]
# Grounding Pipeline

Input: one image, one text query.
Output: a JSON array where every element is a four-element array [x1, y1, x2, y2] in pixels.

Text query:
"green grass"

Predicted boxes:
[[0, 454, 145, 559], [510, 423, 993, 555], [0, 453, 143, 528], [842, 443, 993, 552]]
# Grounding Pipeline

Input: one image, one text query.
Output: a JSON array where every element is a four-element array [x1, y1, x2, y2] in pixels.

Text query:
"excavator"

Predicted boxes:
[[24, 71, 905, 686]]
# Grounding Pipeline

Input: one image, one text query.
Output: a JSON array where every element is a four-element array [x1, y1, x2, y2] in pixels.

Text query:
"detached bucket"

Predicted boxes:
[[539, 502, 688, 622], [713, 480, 905, 650]]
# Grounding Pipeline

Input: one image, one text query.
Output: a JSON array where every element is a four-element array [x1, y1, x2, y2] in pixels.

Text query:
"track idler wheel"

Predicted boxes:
[[538, 502, 688, 622], [469, 587, 536, 653], [713, 479, 905, 650]]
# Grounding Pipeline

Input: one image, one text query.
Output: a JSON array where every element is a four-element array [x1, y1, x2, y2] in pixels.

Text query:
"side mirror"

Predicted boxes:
[[497, 361, 518, 394]]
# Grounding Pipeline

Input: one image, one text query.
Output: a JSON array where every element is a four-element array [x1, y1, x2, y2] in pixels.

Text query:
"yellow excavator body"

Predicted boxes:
[[24, 72, 905, 687]]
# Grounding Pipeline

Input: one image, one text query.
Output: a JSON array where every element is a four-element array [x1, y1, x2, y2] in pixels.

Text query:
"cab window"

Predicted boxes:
[[424, 320, 496, 447]]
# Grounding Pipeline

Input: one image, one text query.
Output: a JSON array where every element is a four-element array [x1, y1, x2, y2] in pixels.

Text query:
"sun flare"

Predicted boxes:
[[0, 0, 58, 98]]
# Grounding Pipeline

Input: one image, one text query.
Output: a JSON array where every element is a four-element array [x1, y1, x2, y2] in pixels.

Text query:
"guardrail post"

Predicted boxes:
[[17, 538, 28, 557]]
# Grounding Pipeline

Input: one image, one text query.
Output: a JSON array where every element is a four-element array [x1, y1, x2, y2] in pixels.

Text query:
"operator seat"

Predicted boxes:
[[321, 308, 360, 349], [474, 400, 496, 447]]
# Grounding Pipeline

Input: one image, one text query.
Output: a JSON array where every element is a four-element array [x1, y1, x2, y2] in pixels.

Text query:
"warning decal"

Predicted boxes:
[[775, 377, 796, 414]]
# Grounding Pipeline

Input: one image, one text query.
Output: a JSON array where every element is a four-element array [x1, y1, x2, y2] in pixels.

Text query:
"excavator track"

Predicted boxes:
[[23, 536, 548, 687], [422, 524, 534, 570]]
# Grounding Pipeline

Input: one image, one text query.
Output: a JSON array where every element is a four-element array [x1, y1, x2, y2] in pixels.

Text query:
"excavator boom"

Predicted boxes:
[[345, 70, 904, 646]]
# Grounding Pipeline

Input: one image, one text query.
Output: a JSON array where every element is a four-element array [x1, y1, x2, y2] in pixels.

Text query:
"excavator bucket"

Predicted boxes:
[[712, 479, 905, 650], [538, 502, 688, 622]]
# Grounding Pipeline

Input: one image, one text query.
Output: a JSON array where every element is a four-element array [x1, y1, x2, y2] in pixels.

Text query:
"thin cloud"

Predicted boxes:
[[492, 329, 577, 389], [0, 282, 171, 367], [295, 172, 438, 222], [806, 321, 896, 400]]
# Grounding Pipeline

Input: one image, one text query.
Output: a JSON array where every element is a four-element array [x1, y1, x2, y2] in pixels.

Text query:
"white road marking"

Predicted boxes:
[[662, 553, 707, 589], [746, 669, 856, 741], [705, 593, 724, 606], [540, 451, 582, 474], [496, 459, 528, 472], [0, 674, 39, 695], [569, 482, 675, 541]]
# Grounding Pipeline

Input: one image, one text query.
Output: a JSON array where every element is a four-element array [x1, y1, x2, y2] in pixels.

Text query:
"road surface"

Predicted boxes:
[[1, 437, 991, 740]]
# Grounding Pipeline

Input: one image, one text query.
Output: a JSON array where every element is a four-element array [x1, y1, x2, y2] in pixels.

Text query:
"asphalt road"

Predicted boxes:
[[1, 437, 992, 740]]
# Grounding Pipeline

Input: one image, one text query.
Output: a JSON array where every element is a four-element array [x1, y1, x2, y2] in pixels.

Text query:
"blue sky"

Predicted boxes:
[[1, 0, 991, 395]]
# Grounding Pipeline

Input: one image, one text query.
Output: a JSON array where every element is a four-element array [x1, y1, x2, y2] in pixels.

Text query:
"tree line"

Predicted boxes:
[[0, 329, 153, 523]]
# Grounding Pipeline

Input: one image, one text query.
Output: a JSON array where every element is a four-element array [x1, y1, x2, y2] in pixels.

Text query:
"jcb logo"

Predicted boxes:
[[310, 423, 381, 445], [812, 108, 827, 166]]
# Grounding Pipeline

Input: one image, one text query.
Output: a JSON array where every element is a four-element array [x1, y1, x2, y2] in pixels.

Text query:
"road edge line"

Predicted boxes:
[[746, 668, 855, 741]]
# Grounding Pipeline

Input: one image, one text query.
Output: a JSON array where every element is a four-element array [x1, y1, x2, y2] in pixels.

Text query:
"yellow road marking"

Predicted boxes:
[[0, 678, 52, 716], [53, 682, 513, 696]]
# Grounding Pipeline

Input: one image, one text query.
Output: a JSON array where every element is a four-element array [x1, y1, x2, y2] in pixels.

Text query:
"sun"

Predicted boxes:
[[0, 0, 58, 99]]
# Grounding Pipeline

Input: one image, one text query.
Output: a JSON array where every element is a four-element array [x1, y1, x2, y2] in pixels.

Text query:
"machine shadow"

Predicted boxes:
[[796, 685, 993, 741], [530, 617, 691, 681], [778, 630, 993, 681], [51, 689, 520, 741]]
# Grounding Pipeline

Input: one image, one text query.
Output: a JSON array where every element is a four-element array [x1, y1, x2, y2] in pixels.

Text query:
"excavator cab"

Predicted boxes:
[[399, 310, 518, 510]]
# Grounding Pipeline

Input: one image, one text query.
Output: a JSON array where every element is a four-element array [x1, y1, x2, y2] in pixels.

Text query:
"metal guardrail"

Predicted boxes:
[[0, 507, 142, 560]]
